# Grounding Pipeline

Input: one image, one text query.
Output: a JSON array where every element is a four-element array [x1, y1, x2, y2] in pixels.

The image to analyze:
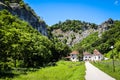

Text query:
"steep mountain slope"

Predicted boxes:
[[0, 0, 47, 35], [73, 20, 120, 59], [0, 10, 52, 72], [49, 19, 114, 46], [0, 10, 71, 75]]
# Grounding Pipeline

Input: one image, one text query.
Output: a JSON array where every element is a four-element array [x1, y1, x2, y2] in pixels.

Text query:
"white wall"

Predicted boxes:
[[83, 55, 91, 61], [70, 54, 79, 61], [83, 55, 103, 61]]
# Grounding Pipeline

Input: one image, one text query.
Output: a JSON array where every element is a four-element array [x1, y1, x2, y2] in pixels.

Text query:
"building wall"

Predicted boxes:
[[70, 54, 79, 62], [83, 55, 104, 61], [83, 55, 91, 61]]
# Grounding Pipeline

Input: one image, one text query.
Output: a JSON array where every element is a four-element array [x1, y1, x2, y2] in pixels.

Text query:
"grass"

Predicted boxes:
[[0, 68, 39, 80], [91, 60, 120, 80], [10, 61, 85, 80]]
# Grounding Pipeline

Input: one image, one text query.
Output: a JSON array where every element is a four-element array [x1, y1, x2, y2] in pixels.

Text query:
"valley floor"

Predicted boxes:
[[11, 61, 85, 80]]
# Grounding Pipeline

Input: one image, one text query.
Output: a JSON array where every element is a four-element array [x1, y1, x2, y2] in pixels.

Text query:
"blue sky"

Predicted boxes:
[[24, 0, 120, 25]]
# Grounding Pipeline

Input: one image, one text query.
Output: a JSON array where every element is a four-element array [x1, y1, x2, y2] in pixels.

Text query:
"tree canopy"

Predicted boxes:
[[50, 19, 98, 32], [0, 10, 71, 74]]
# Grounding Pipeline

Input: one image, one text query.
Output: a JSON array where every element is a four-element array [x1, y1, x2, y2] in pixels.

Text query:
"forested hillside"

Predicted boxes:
[[73, 20, 120, 59], [0, 10, 51, 70], [0, 10, 71, 78], [48, 18, 120, 59], [72, 32, 99, 53], [50, 20, 98, 32]]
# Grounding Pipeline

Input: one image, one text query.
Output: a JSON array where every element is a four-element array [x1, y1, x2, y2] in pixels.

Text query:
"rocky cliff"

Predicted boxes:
[[50, 19, 114, 46], [98, 18, 114, 37], [0, 0, 47, 35]]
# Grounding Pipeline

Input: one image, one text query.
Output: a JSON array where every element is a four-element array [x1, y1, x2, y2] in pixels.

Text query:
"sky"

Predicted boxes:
[[24, 0, 120, 26]]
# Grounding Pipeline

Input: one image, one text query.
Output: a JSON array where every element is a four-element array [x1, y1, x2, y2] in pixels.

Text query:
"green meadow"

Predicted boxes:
[[12, 61, 85, 80]]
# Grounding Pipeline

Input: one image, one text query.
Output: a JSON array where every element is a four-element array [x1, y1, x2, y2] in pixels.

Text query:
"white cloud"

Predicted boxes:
[[114, 0, 119, 5]]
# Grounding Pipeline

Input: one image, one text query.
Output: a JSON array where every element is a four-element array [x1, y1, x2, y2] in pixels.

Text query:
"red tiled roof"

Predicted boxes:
[[83, 52, 91, 55], [70, 51, 79, 54], [65, 56, 71, 58], [93, 49, 101, 55]]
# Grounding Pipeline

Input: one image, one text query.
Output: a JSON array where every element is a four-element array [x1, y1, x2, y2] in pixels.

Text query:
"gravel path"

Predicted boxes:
[[85, 61, 116, 80]]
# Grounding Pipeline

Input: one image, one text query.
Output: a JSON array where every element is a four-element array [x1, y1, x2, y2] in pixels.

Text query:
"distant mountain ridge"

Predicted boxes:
[[0, 0, 47, 35]]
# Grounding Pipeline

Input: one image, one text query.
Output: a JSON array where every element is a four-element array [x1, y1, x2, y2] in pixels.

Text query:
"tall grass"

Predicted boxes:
[[12, 61, 85, 80], [91, 60, 120, 80]]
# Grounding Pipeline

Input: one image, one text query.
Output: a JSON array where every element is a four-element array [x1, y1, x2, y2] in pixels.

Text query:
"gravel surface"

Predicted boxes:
[[85, 61, 116, 80]]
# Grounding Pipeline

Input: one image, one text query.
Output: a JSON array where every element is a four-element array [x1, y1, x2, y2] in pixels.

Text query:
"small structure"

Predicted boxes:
[[70, 51, 79, 62], [83, 49, 104, 61], [83, 52, 92, 61], [92, 49, 104, 61]]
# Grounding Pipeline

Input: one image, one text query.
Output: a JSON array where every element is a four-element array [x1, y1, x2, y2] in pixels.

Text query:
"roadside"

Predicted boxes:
[[85, 61, 115, 80]]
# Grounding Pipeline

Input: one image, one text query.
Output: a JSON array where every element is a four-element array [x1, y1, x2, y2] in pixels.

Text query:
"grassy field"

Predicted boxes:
[[9, 61, 85, 80], [91, 60, 120, 80]]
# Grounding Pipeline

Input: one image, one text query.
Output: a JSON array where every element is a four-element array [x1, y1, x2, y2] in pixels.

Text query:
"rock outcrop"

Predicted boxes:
[[51, 19, 114, 46], [52, 28, 97, 46], [98, 18, 114, 37], [0, 1, 47, 35]]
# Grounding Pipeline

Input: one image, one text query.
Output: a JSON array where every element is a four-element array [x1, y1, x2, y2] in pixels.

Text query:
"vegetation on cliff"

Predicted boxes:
[[0, 0, 47, 35], [50, 19, 98, 32], [73, 20, 120, 59], [72, 32, 99, 53], [48, 20, 98, 46], [0, 10, 71, 78]]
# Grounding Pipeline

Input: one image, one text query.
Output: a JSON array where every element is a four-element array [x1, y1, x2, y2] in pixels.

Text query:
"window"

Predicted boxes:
[[71, 54, 74, 56], [99, 56, 100, 59]]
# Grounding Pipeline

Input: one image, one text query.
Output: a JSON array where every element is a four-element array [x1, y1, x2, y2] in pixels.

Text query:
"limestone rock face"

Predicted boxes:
[[98, 18, 114, 37], [51, 19, 114, 46], [0, 1, 47, 36]]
